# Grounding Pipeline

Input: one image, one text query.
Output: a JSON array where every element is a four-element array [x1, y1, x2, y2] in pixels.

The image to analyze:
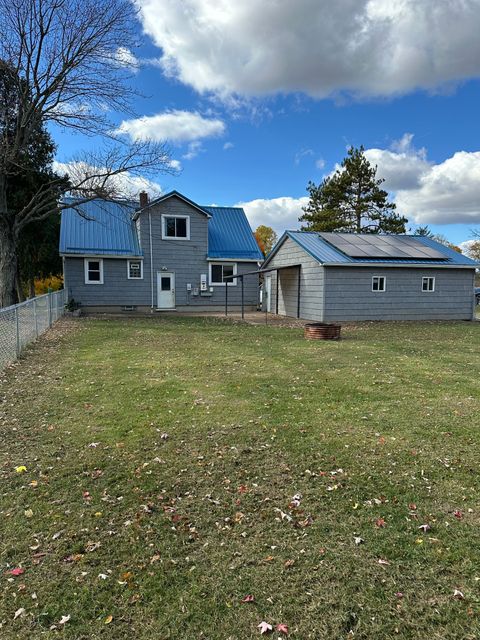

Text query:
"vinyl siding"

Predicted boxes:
[[323, 267, 475, 321], [64, 196, 259, 309], [266, 237, 324, 321]]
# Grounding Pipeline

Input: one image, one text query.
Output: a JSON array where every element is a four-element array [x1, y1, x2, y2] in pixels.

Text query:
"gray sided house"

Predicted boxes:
[[262, 231, 478, 322], [59, 191, 263, 313]]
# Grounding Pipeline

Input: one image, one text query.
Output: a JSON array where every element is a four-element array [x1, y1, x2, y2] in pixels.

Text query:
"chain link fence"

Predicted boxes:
[[0, 289, 67, 372]]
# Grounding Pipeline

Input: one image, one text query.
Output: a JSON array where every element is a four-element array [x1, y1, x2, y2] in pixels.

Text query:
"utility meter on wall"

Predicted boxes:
[[200, 274, 207, 291]]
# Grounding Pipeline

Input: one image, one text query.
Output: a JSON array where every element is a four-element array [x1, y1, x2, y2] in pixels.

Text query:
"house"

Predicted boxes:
[[261, 231, 478, 321], [59, 191, 263, 313]]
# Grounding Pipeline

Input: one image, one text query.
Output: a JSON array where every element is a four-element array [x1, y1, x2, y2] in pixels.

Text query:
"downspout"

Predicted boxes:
[[149, 211, 154, 310]]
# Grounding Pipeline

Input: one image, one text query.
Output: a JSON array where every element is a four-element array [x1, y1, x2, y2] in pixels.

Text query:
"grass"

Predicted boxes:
[[0, 316, 479, 639]]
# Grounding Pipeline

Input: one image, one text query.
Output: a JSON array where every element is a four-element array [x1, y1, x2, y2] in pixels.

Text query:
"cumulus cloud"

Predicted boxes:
[[114, 47, 140, 71], [115, 109, 225, 143], [394, 151, 480, 224], [53, 161, 163, 199], [364, 133, 431, 191], [236, 196, 308, 234], [223, 142, 234, 150], [135, 0, 480, 99]]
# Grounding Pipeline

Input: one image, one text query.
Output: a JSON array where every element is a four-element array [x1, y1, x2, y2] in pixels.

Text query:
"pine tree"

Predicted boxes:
[[300, 146, 407, 234]]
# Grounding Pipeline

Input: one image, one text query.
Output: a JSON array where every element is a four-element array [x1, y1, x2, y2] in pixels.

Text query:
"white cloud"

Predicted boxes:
[[394, 151, 480, 224], [223, 141, 234, 150], [114, 47, 140, 71], [182, 141, 203, 160], [236, 196, 308, 234], [315, 158, 326, 170], [135, 0, 480, 99], [168, 159, 182, 171], [115, 109, 225, 143], [53, 161, 162, 200], [364, 133, 431, 191], [294, 148, 314, 166]]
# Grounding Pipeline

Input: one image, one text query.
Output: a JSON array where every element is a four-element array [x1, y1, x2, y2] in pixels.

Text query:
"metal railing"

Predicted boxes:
[[0, 289, 67, 372]]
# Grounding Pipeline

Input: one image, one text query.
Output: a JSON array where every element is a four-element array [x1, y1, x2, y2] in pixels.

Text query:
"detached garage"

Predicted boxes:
[[262, 231, 478, 322]]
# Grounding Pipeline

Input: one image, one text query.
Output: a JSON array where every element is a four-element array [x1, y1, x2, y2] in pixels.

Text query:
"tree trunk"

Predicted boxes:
[[15, 268, 25, 302], [0, 175, 19, 308], [29, 278, 36, 299]]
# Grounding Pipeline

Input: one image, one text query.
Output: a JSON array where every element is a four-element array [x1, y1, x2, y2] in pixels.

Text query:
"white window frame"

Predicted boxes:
[[371, 275, 386, 292], [84, 258, 104, 285], [161, 214, 190, 240], [422, 276, 435, 292], [209, 262, 238, 286], [127, 259, 144, 280]]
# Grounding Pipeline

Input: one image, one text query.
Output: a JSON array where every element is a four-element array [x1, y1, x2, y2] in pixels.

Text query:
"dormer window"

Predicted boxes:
[[161, 214, 190, 240]]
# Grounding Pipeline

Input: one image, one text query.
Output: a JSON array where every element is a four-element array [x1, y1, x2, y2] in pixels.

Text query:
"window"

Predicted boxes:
[[209, 262, 237, 286], [127, 259, 143, 279], [372, 276, 386, 292], [84, 258, 103, 284], [161, 215, 190, 240], [422, 276, 435, 292]]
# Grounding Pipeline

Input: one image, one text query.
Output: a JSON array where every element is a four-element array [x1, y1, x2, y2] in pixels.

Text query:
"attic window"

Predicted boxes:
[[162, 215, 190, 240]]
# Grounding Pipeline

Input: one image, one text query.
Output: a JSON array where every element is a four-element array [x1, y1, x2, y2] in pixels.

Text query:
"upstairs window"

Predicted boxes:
[[210, 262, 237, 286], [161, 215, 190, 240], [422, 276, 435, 292], [372, 276, 386, 292], [84, 259, 103, 284], [127, 260, 143, 279]]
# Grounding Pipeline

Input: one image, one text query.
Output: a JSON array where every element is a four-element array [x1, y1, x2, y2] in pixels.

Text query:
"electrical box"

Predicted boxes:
[[186, 283, 192, 291], [209, 287, 214, 293], [200, 274, 207, 291], [193, 287, 199, 296]]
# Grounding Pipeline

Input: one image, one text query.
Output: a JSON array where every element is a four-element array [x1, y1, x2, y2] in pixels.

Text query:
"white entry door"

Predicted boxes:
[[265, 275, 272, 312], [157, 272, 175, 309]]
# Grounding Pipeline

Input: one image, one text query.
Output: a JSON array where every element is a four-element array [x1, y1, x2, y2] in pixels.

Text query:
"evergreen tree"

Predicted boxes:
[[300, 146, 407, 234]]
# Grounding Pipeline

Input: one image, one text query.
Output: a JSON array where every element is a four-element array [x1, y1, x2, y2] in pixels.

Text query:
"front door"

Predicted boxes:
[[265, 275, 272, 312], [157, 272, 175, 309]]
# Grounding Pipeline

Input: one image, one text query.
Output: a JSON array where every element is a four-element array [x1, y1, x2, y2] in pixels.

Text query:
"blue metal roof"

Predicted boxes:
[[265, 231, 478, 267], [203, 206, 263, 260], [60, 199, 142, 257], [59, 196, 262, 261]]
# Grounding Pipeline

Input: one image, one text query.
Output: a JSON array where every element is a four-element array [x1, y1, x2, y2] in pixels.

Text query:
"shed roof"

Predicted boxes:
[[264, 231, 478, 268]]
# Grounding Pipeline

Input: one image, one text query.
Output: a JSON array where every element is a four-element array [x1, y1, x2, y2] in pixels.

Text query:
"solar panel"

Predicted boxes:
[[319, 233, 447, 260]]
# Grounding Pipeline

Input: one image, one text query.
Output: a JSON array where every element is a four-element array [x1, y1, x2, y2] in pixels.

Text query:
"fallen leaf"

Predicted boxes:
[[9, 568, 25, 577], [24, 509, 34, 518], [105, 615, 113, 624], [29, 480, 38, 487], [354, 536, 364, 546], [15, 466, 27, 473], [453, 589, 465, 600], [454, 510, 463, 520], [59, 615, 71, 625], [395, 592, 404, 598], [258, 621, 273, 634], [378, 558, 390, 565], [241, 594, 254, 603], [375, 518, 386, 528], [418, 524, 431, 533], [276, 623, 289, 634], [14, 607, 26, 619]]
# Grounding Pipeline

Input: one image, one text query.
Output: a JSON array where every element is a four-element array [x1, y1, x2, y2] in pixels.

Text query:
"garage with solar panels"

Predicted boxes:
[[261, 232, 478, 321]]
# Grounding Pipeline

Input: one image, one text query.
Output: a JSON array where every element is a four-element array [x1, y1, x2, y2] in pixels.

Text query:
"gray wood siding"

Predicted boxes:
[[323, 267, 476, 321], [266, 237, 324, 321], [64, 196, 259, 308]]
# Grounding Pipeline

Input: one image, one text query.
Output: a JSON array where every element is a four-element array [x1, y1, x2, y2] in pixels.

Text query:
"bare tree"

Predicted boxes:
[[0, 0, 173, 306]]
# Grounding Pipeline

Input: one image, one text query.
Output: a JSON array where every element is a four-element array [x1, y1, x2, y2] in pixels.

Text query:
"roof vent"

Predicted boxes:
[[139, 191, 149, 208]]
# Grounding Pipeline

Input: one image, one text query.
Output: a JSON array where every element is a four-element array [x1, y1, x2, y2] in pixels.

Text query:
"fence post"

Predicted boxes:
[[15, 307, 20, 357], [33, 298, 38, 337], [48, 292, 52, 327]]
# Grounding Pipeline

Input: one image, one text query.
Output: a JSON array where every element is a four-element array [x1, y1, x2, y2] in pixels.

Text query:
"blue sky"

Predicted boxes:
[[53, 0, 480, 248]]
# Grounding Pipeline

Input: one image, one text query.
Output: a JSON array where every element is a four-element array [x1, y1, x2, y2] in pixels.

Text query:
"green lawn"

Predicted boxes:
[[1, 316, 479, 639]]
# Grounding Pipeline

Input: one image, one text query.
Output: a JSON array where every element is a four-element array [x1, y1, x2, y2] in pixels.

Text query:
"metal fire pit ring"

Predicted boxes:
[[304, 322, 341, 340]]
